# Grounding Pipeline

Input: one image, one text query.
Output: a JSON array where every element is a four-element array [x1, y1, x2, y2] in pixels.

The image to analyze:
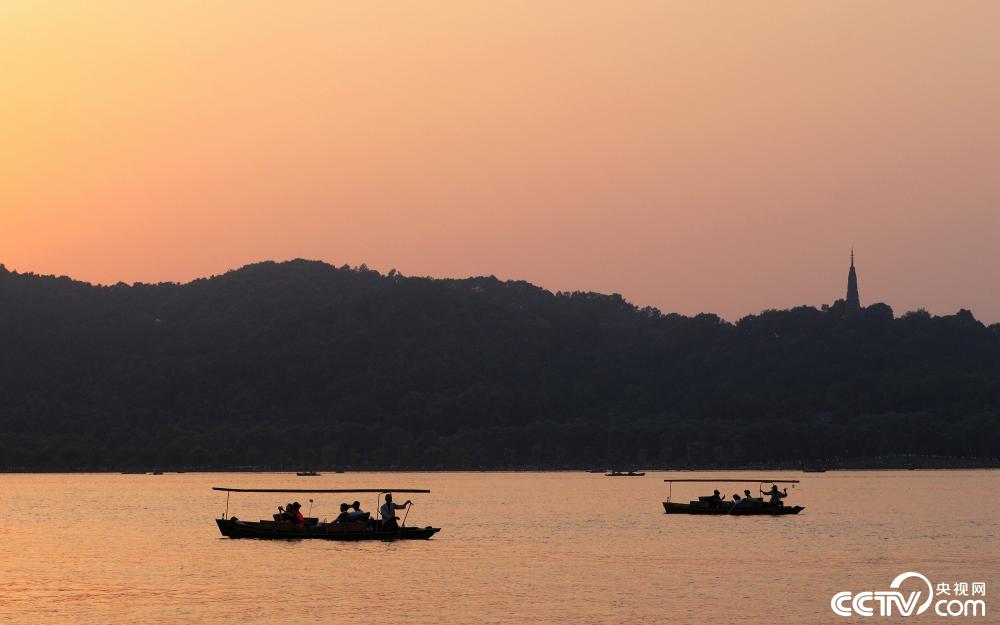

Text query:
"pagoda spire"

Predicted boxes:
[[845, 248, 861, 315]]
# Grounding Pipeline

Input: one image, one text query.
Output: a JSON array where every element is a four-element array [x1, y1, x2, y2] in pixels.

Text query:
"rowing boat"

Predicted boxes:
[[662, 501, 803, 515], [662, 478, 804, 516], [216, 518, 440, 540], [213, 487, 441, 540]]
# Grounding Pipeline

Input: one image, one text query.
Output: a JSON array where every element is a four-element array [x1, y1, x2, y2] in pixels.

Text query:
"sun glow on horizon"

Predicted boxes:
[[2, 1, 998, 320]]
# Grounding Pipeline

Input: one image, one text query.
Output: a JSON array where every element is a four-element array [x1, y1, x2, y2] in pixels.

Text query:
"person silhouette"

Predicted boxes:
[[379, 493, 411, 530], [761, 484, 787, 507]]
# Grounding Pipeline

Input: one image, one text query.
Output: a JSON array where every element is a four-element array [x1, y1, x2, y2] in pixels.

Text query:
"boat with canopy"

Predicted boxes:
[[662, 478, 803, 515], [213, 487, 441, 540]]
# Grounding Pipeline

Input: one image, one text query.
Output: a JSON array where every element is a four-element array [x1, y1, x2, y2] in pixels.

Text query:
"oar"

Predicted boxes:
[[398, 502, 412, 537]]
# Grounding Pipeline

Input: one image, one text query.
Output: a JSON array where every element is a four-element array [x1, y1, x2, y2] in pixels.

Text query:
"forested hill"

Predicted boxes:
[[1, 259, 998, 471]]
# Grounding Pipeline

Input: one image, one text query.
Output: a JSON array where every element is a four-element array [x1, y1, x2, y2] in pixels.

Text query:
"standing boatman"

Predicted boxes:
[[380, 493, 412, 530], [761, 484, 787, 507]]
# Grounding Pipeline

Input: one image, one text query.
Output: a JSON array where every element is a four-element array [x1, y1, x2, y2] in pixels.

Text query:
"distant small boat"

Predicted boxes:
[[296, 471, 321, 477], [606, 471, 645, 477], [802, 467, 826, 473], [151, 471, 164, 475]]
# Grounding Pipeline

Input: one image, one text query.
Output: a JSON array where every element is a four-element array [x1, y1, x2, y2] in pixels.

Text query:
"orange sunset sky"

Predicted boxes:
[[2, 1, 998, 321]]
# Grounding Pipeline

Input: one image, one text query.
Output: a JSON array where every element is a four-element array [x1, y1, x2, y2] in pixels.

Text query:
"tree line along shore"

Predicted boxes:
[[1, 260, 997, 471]]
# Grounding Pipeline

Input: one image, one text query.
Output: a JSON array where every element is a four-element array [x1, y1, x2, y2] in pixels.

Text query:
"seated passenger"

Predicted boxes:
[[276, 503, 295, 523], [289, 501, 305, 527], [346, 500, 369, 521], [335, 502, 352, 523], [706, 489, 724, 509]]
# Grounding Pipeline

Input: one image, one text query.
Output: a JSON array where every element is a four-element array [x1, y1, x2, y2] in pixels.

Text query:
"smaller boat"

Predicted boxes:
[[296, 471, 321, 477], [802, 467, 826, 473], [663, 500, 803, 515], [662, 478, 804, 516], [606, 470, 645, 477], [151, 471, 164, 475]]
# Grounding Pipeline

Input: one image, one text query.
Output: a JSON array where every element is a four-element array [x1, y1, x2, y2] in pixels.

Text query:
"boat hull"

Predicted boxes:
[[663, 501, 803, 515], [216, 519, 440, 540]]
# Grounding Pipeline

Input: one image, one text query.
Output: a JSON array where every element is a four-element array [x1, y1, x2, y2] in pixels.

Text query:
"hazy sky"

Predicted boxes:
[[2, 1, 998, 321]]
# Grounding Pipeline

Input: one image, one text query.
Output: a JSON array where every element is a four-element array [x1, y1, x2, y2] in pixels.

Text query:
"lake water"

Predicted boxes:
[[1, 471, 997, 624]]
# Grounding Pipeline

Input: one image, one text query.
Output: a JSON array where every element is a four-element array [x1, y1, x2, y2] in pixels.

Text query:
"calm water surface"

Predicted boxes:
[[1, 471, 997, 624]]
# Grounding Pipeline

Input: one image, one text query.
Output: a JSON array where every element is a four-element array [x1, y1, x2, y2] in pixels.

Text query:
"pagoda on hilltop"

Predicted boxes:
[[845, 248, 861, 315]]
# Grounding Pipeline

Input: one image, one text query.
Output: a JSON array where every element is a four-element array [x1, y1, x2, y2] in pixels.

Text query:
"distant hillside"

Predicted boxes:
[[1, 260, 998, 470]]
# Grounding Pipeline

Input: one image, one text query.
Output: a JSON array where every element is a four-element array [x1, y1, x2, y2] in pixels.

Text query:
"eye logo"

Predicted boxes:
[[832, 572, 986, 618]]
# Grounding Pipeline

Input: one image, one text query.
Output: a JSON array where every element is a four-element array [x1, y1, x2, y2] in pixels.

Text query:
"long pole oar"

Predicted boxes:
[[398, 502, 412, 537]]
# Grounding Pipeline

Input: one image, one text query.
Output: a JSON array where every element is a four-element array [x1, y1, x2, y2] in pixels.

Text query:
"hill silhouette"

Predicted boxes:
[[1, 259, 997, 470]]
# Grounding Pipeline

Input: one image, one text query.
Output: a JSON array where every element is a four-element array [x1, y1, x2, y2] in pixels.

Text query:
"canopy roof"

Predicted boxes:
[[212, 487, 431, 493], [663, 478, 800, 484]]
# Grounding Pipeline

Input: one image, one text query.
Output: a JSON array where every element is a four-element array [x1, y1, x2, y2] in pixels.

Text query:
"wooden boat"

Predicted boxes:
[[663, 500, 803, 515], [606, 471, 645, 477], [662, 478, 804, 516], [213, 487, 441, 541], [296, 471, 321, 476], [216, 518, 439, 540]]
